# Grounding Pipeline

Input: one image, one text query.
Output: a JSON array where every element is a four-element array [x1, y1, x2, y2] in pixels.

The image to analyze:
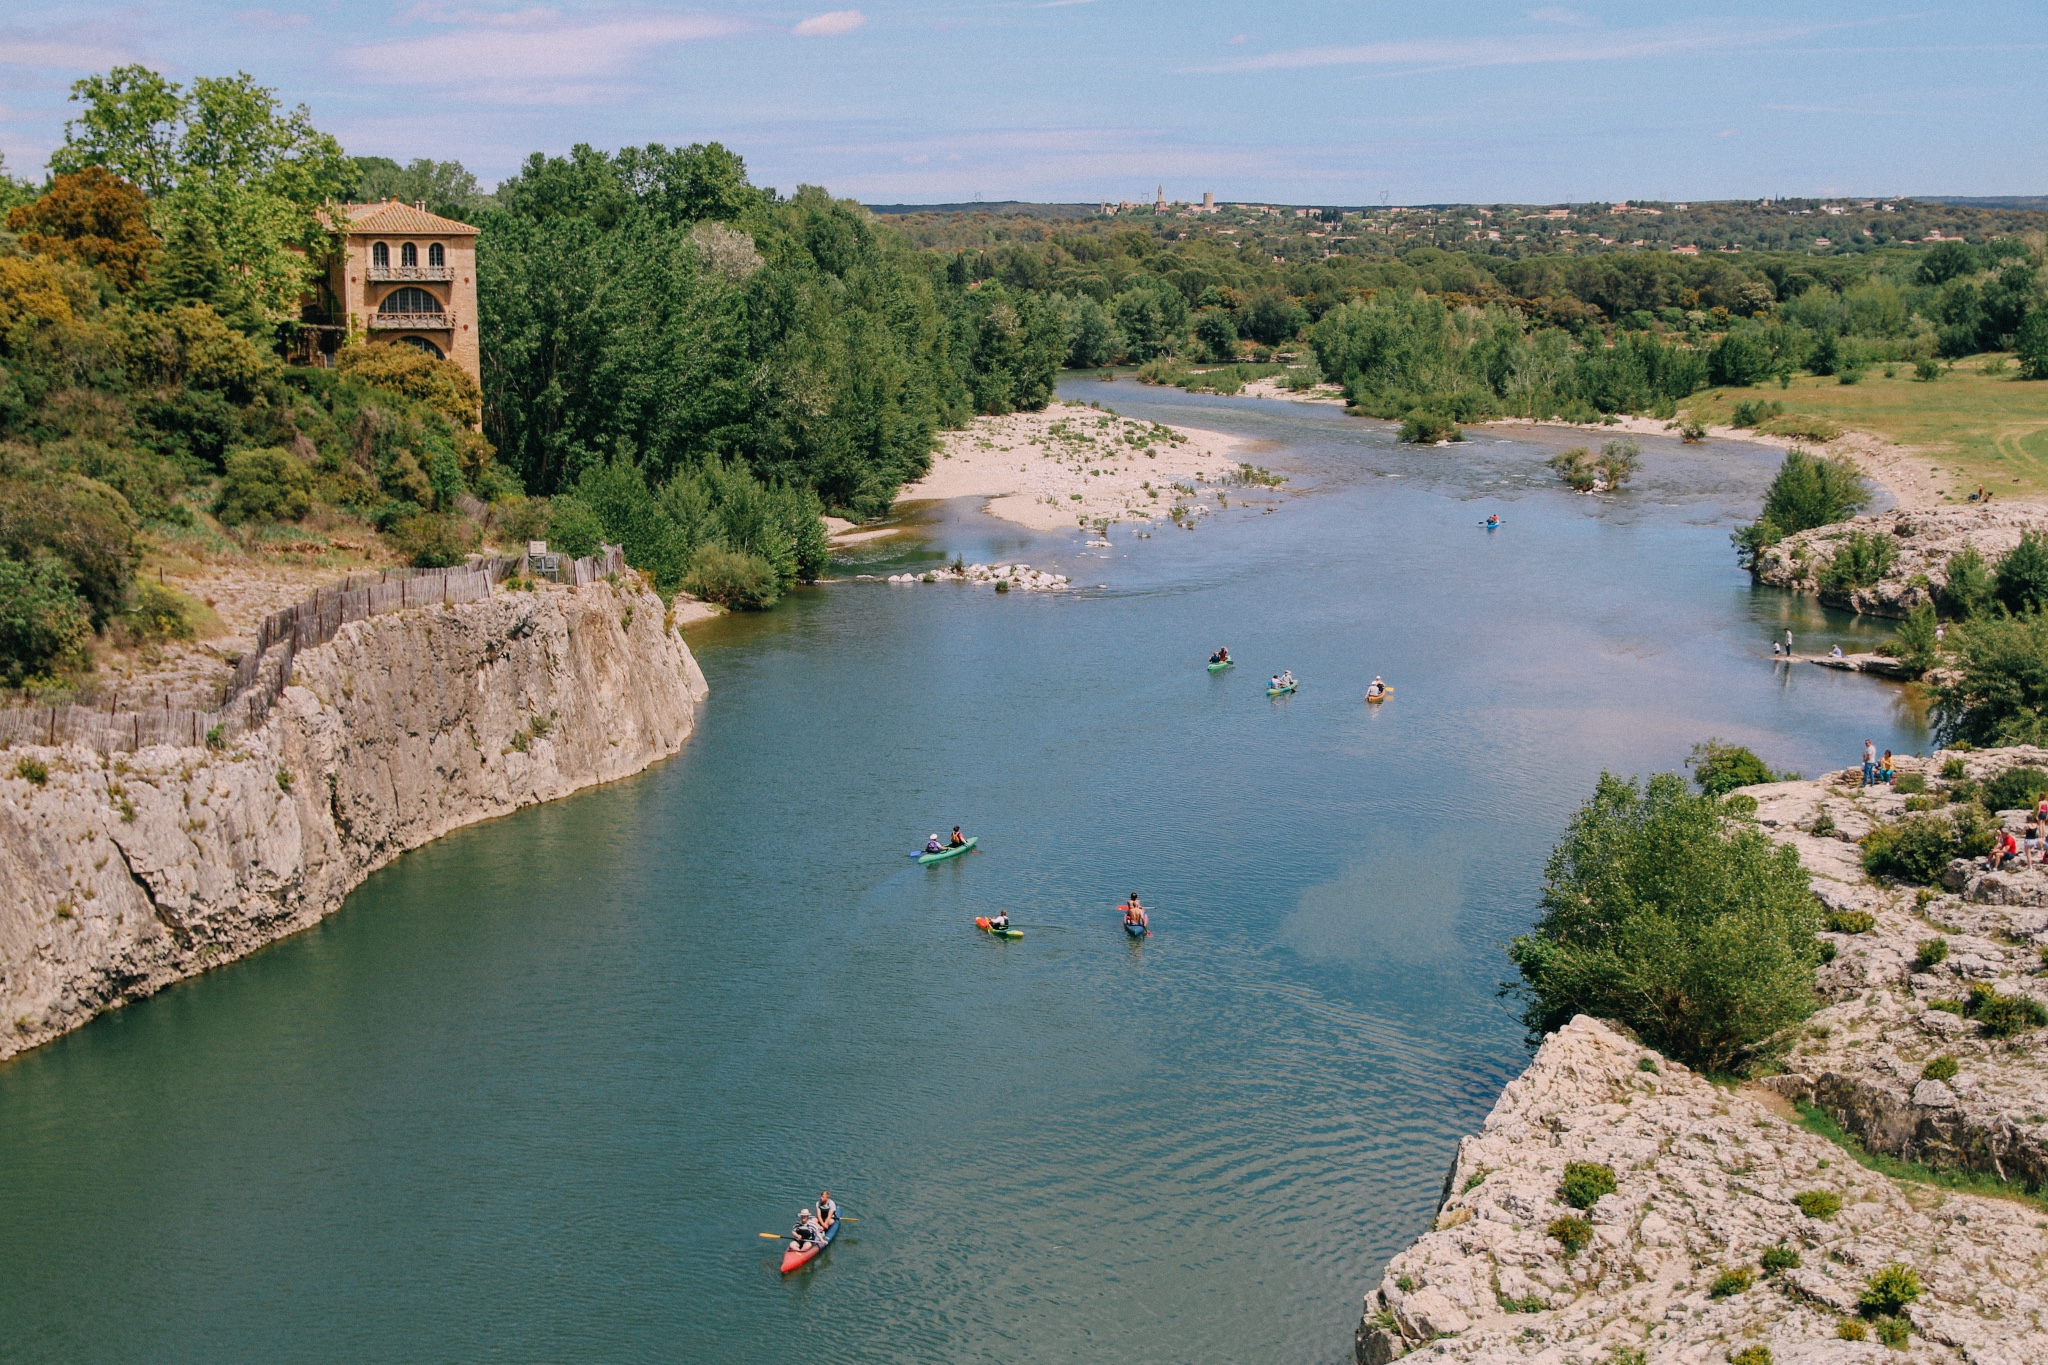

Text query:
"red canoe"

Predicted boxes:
[[780, 1214, 841, 1274]]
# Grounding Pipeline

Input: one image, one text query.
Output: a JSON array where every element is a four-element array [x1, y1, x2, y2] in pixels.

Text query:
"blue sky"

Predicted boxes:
[[3, 2, 2042, 205]]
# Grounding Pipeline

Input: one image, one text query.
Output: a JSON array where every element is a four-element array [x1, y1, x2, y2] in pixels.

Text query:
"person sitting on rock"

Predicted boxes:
[[1992, 828, 2020, 871]]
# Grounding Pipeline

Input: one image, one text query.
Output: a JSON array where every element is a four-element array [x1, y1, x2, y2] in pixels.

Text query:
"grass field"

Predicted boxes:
[[1685, 356, 2048, 501]]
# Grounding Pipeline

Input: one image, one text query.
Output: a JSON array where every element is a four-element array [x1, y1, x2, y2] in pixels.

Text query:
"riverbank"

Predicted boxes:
[[895, 400, 1254, 531], [0, 579, 707, 1061], [1754, 504, 2048, 618], [1357, 746, 2048, 1362]]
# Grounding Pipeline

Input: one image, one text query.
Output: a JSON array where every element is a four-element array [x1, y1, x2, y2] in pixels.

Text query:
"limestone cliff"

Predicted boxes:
[[0, 580, 707, 1061], [1752, 505, 2048, 618]]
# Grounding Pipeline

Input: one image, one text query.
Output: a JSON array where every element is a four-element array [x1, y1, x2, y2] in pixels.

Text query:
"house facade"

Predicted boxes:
[[319, 200, 481, 383]]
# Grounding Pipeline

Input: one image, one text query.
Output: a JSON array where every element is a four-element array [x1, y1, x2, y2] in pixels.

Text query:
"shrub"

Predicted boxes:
[[1688, 739, 1790, 796], [1915, 357, 1943, 381], [1638, 1055, 1659, 1072], [1939, 545, 1996, 620], [1679, 416, 1708, 442], [384, 511, 476, 568], [1733, 449, 1872, 568], [1965, 982, 2048, 1037], [1730, 398, 1784, 428], [683, 544, 780, 611], [335, 343, 484, 427], [1794, 1189, 1842, 1219], [1982, 766, 2048, 813], [1597, 438, 1641, 490], [1546, 1215, 1592, 1253], [0, 552, 95, 684], [125, 580, 196, 642], [1824, 909, 1874, 933], [1820, 531, 1899, 594], [1994, 531, 2048, 615], [1397, 409, 1462, 444], [1836, 1318, 1867, 1341], [1942, 758, 1968, 781], [1508, 772, 1822, 1073], [1893, 771, 1927, 795], [1548, 447, 1597, 492], [1915, 937, 1950, 970], [1709, 1267, 1754, 1298], [1761, 1244, 1802, 1273], [1729, 1348, 1771, 1365], [1873, 1316, 1910, 1348], [1859, 1262, 1923, 1317], [1861, 815, 1962, 884], [216, 448, 314, 525], [1559, 1161, 1617, 1209], [14, 757, 49, 785], [1921, 1054, 1958, 1081]]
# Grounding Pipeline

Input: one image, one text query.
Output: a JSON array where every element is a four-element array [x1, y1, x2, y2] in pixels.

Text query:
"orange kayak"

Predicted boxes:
[[780, 1215, 841, 1274]]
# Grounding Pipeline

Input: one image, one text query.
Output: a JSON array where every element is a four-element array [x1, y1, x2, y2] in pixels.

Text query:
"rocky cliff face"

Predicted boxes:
[[0, 580, 707, 1061], [1356, 1019, 2048, 1364], [1753, 505, 2048, 618]]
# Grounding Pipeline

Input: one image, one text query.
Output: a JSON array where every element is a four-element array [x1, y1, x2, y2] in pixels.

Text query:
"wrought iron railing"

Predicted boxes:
[[366, 264, 456, 281], [368, 310, 455, 330]]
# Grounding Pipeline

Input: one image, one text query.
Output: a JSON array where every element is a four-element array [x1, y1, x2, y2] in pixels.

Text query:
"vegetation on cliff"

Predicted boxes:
[[1507, 770, 1821, 1073]]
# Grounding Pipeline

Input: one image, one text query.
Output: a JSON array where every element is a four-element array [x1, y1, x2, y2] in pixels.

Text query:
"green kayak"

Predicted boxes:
[[1207, 660, 1233, 672], [918, 836, 977, 864], [1267, 682, 1297, 696]]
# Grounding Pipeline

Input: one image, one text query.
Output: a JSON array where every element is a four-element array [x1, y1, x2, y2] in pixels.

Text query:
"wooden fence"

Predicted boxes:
[[0, 545, 624, 755]]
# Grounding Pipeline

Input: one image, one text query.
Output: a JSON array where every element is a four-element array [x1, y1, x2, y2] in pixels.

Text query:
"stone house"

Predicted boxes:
[[311, 200, 481, 383]]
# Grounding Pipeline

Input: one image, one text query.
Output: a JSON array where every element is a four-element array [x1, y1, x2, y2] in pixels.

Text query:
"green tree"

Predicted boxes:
[[1109, 282, 1190, 362], [217, 447, 312, 523], [1687, 739, 1789, 796], [1507, 771, 1821, 1073], [351, 156, 490, 221], [2017, 310, 2048, 382], [1732, 449, 1872, 568], [1995, 529, 2048, 614], [0, 552, 95, 684], [1932, 611, 2048, 747], [1940, 544, 1996, 619], [49, 65, 186, 197], [1193, 307, 1238, 362]]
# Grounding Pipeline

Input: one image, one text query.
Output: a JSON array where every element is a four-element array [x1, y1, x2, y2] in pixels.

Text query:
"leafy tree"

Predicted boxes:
[[1995, 529, 2048, 614], [1193, 307, 1238, 362], [0, 470, 140, 627], [1709, 329, 1775, 386], [1916, 241, 1979, 286], [1109, 282, 1189, 362], [1732, 449, 1872, 568], [1061, 294, 1115, 368], [1687, 739, 1791, 796], [217, 447, 312, 523], [48, 65, 186, 197], [1933, 611, 2048, 747], [2017, 309, 2048, 382], [1940, 544, 1996, 619], [0, 551, 95, 684], [1507, 771, 1821, 1073], [5, 169, 159, 292], [350, 156, 490, 221], [1237, 289, 1308, 345], [335, 344, 482, 427]]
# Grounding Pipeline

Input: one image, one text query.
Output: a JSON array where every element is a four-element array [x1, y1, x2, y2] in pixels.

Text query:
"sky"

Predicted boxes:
[[2, 1, 2043, 206]]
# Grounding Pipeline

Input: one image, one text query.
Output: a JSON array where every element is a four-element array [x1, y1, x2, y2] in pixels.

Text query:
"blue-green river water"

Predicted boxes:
[[0, 383, 1922, 1363]]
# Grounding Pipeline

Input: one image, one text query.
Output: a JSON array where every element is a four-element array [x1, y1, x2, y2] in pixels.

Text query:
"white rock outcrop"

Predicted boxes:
[[1357, 1018, 2048, 1363], [0, 579, 706, 1060], [1753, 505, 2048, 618]]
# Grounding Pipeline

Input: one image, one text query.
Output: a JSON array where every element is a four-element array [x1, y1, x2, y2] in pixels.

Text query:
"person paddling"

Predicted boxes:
[[949, 826, 967, 848], [1210, 646, 1230, 664], [790, 1209, 822, 1250], [986, 910, 1011, 932], [1121, 894, 1148, 931], [1366, 675, 1387, 700], [925, 832, 944, 854]]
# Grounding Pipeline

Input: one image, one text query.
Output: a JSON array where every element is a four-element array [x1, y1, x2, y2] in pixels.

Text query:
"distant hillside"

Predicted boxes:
[[1920, 195, 2048, 212], [865, 201, 1098, 218]]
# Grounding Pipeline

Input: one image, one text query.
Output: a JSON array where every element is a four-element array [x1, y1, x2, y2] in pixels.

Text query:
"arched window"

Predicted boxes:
[[428, 243, 445, 268], [378, 287, 443, 314], [372, 242, 389, 268], [401, 242, 418, 267], [398, 336, 444, 358]]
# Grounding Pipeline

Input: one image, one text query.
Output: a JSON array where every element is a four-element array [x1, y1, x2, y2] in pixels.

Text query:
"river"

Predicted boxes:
[[0, 383, 1922, 1364]]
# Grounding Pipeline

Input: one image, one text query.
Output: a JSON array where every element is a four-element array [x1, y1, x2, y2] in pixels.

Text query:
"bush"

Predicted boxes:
[[1965, 982, 2048, 1037], [1730, 398, 1784, 428], [0, 552, 95, 684], [1921, 1054, 1958, 1081], [1861, 814, 1962, 884], [1709, 1267, 1754, 1298], [1687, 739, 1790, 796], [683, 544, 780, 611], [1824, 909, 1874, 934], [216, 448, 313, 524], [1397, 409, 1462, 443], [1559, 1161, 1617, 1209], [1859, 1262, 1922, 1317], [1794, 1189, 1842, 1219], [1995, 530, 2048, 614], [1761, 1244, 1802, 1273], [1915, 937, 1950, 970], [1914, 357, 1943, 382], [1729, 1347, 1772, 1365], [1892, 770, 1927, 794], [1982, 766, 2048, 812], [1508, 772, 1822, 1073], [1939, 545, 1995, 619], [385, 511, 476, 568], [1548, 447, 1598, 492], [335, 343, 484, 427], [1546, 1215, 1592, 1253], [15, 757, 49, 785], [1873, 1317, 1910, 1348], [1733, 449, 1872, 569], [1819, 530, 1898, 594], [124, 580, 196, 642], [1836, 1318, 1867, 1341], [2017, 309, 2048, 381], [1942, 758, 1968, 781]]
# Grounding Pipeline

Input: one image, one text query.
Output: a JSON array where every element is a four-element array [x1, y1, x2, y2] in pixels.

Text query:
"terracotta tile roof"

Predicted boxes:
[[340, 200, 480, 235]]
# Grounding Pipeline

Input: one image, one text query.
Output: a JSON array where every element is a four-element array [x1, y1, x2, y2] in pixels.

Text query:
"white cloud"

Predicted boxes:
[[396, 3, 561, 27], [345, 11, 744, 86], [1526, 7, 1592, 26], [793, 10, 865, 37], [0, 35, 133, 71]]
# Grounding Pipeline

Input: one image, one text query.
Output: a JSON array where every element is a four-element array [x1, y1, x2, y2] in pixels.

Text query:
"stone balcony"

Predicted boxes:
[[366, 264, 456, 281], [368, 311, 455, 331]]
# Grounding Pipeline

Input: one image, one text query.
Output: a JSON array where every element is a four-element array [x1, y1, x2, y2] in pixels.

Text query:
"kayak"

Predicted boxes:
[[975, 916, 1023, 939], [1365, 686, 1395, 704], [1124, 920, 1150, 939], [918, 837, 977, 864], [780, 1213, 841, 1275], [1267, 682, 1297, 696], [1207, 660, 1233, 672]]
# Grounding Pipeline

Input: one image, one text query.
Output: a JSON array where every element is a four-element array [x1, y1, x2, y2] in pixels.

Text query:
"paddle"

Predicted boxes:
[[760, 1216, 857, 1238]]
